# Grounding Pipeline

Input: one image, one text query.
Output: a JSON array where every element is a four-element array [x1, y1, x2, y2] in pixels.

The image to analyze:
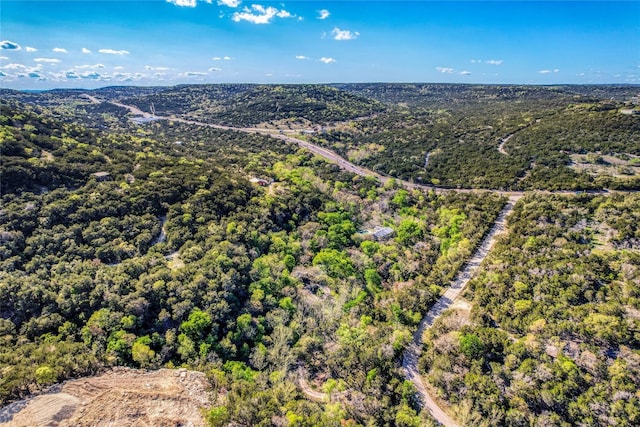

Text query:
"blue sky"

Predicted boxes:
[[1, 1, 639, 89]]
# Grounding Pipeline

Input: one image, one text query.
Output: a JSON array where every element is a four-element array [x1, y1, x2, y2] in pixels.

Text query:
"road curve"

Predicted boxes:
[[401, 195, 519, 427], [96, 97, 620, 199], [497, 133, 513, 156]]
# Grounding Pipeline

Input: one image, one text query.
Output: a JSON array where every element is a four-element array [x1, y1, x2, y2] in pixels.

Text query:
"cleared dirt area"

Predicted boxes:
[[569, 153, 640, 178], [0, 368, 211, 427]]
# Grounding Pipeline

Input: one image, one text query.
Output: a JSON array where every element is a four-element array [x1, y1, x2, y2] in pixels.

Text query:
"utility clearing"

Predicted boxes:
[[0, 368, 211, 427]]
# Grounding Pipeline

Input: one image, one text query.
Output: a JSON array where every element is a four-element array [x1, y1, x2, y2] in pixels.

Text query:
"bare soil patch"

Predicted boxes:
[[1, 368, 211, 427]]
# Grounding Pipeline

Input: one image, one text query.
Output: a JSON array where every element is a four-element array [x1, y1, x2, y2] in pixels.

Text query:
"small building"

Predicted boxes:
[[250, 177, 272, 186], [91, 171, 112, 182], [371, 226, 394, 241]]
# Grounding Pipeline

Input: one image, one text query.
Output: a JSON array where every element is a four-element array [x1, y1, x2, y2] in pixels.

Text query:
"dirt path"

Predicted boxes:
[[80, 94, 100, 104], [498, 133, 514, 156], [401, 195, 519, 427], [296, 368, 350, 403], [153, 215, 168, 245], [110, 101, 154, 118]]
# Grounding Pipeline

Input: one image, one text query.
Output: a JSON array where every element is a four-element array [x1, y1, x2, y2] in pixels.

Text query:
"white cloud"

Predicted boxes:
[[208, 67, 222, 71], [82, 48, 91, 54], [232, 4, 294, 24], [167, 0, 197, 7], [0, 63, 26, 70], [485, 59, 503, 65], [436, 67, 455, 73], [25, 46, 37, 52], [460, 71, 472, 75], [0, 56, 8, 60], [295, 55, 310, 60], [218, 0, 240, 7], [34, 58, 61, 63], [28, 72, 46, 79], [1, 40, 21, 50], [184, 71, 207, 76], [0, 71, 7, 77], [538, 69, 560, 74], [470, 59, 481, 63], [332, 27, 359, 41], [145, 65, 169, 71], [99, 49, 130, 55], [223, 56, 232, 60], [113, 66, 124, 70], [318, 9, 330, 20], [320, 57, 335, 64], [75, 64, 105, 69], [212, 56, 232, 61], [53, 48, 68, 53]]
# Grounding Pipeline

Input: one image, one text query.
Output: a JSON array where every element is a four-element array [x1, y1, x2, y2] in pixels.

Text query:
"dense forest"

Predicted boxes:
[[1, 98, 506, 425], [1, 83, 639, 426]]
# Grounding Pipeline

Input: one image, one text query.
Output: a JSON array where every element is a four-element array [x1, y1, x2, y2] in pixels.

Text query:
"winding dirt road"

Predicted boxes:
[[498, 133, 513, 156], [401, 196, 519, 427]]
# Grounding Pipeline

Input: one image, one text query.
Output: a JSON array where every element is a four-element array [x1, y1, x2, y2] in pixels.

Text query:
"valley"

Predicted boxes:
[[1, 83, 639, 426]]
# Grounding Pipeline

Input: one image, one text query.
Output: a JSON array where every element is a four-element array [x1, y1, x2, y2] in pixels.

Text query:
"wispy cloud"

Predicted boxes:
[[460, 71, 472, 75], [212, 56, 232, 61], [184, 71, 208, 76], [471, 59, 503, 65], [318, 9, 330, 20], [436, 67, 455, 73], [538, 69, 560, 74], [232, 4, 294, 24], [208, 67, 222, 71], [99, 49, 130, 55], [295, 55, 310, 60], [82, 48, 91, 54], [53, 47, 68, 53], [0, 63, 27, 70], [0, 56, 9, 60], [218, 0, 240, 7], [1, 40, 21, 50], [145, 65, 170, 71], [34, 58, 61, 63], [166, 0, 197, 7], [332, 27, 359, 40], [75, 64, 105, 69], [320, 57, 335, 64], [25, 46, 37, 52], [113, 66, 124, 70]]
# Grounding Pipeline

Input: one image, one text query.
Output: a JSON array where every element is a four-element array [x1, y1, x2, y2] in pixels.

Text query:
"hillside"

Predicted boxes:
[[1, 96, 505, 425], [1, 84, 639, 427]]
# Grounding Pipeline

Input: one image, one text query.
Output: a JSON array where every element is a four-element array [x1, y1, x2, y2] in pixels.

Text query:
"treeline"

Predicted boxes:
[[121, 84, 387, 126]]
